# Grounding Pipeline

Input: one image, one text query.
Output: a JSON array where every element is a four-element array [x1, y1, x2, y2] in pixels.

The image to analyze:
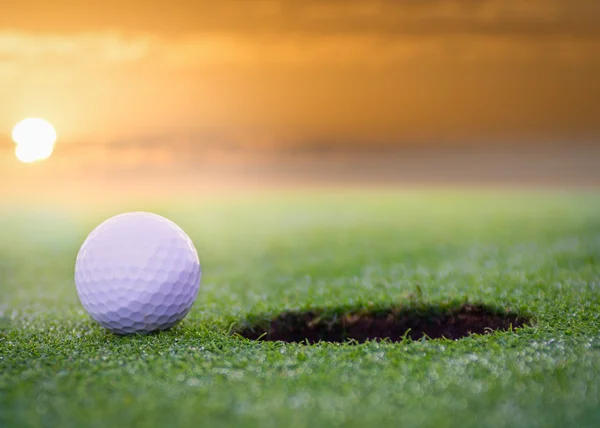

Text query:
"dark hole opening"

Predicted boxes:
[[235, 303, 530, 344]]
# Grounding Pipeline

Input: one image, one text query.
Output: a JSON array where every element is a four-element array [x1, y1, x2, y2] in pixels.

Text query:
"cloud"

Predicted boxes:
[[0, 1, 599, 150], [1, 0, 599, 36], [1, 28, 599, 147], [0, 32, 151, 64]]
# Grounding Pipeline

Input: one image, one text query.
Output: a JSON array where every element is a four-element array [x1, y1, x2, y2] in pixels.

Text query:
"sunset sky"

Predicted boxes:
[[1, 0, 599, 185]]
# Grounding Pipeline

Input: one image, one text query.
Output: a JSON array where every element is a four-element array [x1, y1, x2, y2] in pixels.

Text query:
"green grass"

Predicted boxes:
[[1, 189, 600, 427]]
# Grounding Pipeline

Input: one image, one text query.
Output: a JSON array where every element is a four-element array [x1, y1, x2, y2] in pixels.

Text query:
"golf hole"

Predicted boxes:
[[235, 304, 530, 344]]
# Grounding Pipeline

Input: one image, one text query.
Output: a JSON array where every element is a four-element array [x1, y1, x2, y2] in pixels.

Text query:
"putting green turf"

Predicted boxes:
[[1, 189, 600, 427]]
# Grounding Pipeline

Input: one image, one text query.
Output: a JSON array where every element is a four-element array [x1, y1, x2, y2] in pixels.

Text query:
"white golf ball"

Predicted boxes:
[[75, 212, 201, 334]]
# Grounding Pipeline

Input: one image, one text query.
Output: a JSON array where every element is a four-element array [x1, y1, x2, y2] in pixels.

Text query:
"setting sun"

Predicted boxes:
[[12, 118, 57, 163]]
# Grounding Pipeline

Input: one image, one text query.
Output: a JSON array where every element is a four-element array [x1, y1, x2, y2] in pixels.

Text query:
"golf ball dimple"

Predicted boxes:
[[75, 212, 201, 334]]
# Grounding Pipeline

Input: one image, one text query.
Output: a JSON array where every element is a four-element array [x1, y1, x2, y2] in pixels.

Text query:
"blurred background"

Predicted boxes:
[[1, 0, 599, 204]]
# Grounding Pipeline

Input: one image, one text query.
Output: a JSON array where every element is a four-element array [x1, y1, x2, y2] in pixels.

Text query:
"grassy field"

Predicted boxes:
[[1, 188, 600, 427]]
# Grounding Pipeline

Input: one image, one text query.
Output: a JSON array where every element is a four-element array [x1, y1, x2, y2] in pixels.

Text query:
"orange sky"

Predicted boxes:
[[1, 0, 599, 157]]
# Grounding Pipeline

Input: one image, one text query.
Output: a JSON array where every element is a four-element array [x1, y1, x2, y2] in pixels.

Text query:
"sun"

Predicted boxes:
[[12, 118, 57, 163]]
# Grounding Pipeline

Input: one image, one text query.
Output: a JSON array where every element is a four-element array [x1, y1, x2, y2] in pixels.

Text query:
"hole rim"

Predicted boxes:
[[233, 302, 533, 345]]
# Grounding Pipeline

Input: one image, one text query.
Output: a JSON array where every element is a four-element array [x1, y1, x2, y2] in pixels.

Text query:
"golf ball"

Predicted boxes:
[[75, 212, 201, 334]]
